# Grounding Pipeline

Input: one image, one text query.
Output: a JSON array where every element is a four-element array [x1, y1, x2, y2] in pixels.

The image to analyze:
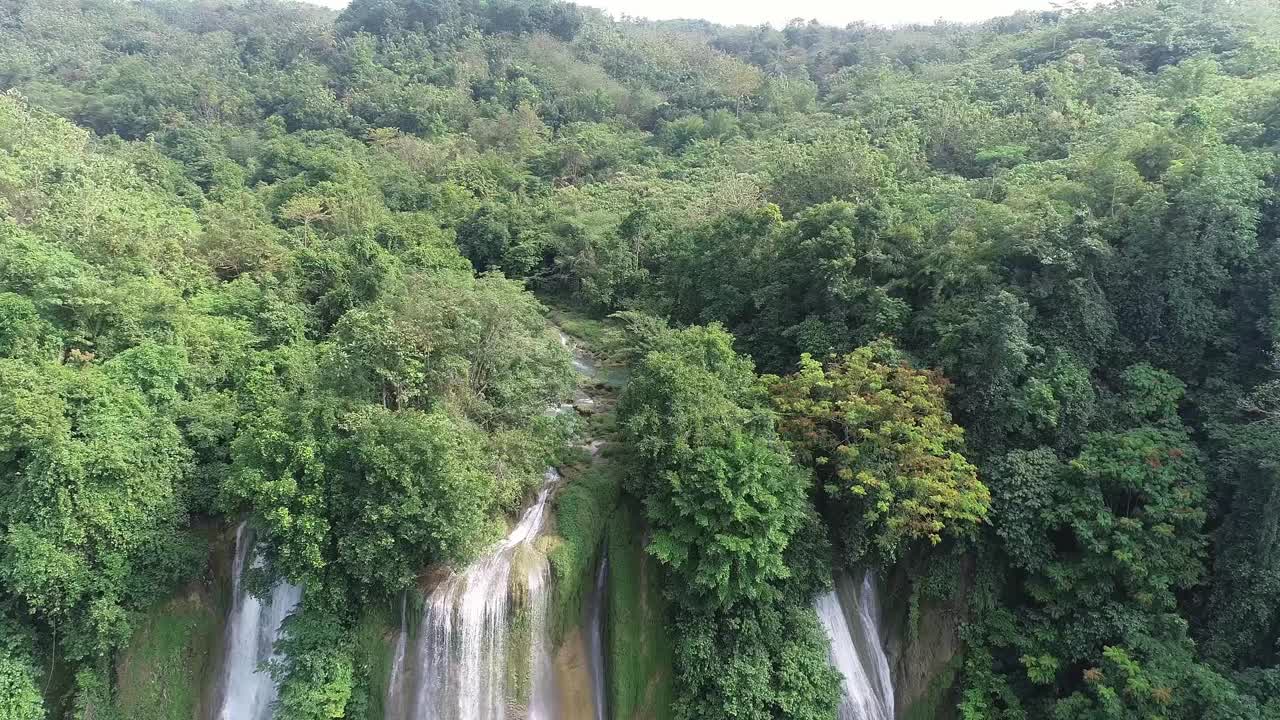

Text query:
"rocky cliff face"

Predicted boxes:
[[114, 524, 235, 720], [604, 503, 673, 720], [884, 558, 972, 720]]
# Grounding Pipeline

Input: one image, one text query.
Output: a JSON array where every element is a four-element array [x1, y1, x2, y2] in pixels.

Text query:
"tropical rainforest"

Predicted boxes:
[[0, 0, 1279, 718]]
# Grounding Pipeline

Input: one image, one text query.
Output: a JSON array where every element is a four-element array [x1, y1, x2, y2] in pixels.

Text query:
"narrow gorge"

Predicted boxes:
[[201, 327, 913, 720]]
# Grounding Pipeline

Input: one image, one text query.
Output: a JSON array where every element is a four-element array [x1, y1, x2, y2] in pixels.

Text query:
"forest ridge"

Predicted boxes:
[[0, 0, 1279, 718]]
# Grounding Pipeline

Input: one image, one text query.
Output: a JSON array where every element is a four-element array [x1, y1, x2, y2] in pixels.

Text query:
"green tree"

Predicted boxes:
[[672, 600, 840, 720], [270, 609, 355, 720], [0, 360, 192, 659], [747, 200, 913, 369], [766, 341, 990, 565], [619, 322, 842, 718], [619, 323, 809, 608], [340, 407, 498, 593], [0, 292, 57, 361], [0, 650, 43, 720]]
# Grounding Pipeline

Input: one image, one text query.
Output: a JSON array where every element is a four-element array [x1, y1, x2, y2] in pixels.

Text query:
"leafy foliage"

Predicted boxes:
[[270, 608, 357, 720], [766, 342, 990, 565], [619, 323, 807, 608], [0, 649, 43, 720], [619, 322, 841, 715], [2, 0, 1280, 716], [671, 600, 840, 720]]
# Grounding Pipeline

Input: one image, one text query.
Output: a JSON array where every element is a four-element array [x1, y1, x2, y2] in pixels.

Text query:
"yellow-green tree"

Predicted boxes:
[[766, 340, 989, 565]]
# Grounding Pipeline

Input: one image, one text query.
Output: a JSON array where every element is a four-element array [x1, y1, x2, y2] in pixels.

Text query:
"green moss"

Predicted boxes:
[[607, 501, 674, 720], [549, 462, 623, 643], [113, 592, 220, 720], [76, 666, 125, 720], [506, 602, 535, 709], [545, 306, 626, 357], [902, 652, 963, 720], [585, 410, 620, 441], [405, 587, 427, 639], [556, 443, 594, 470], [353, 601, 398, 720]]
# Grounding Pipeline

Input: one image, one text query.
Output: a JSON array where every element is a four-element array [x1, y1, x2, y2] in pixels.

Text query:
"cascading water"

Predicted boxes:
[[562, 332, 596, 378], [385, 331, 599, 720], [213, 522, 303, 720], [815, 569, 894, 720], [385, 594, 410, 720], [585, 556, 609, 720], [388, 469, 560, 720]]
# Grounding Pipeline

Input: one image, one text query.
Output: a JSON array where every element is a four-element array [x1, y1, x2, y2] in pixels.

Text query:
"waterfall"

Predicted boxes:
[[385, 331, 599, 720], [389, 467, 561, 720], [585, 556, 609, 720], [384, 594, 410, 720], [815, 569, 894, 720], [213, 522, 303, 720]]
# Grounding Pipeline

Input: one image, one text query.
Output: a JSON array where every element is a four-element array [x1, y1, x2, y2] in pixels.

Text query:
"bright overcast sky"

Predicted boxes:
[[573, 0, 1093, 27]]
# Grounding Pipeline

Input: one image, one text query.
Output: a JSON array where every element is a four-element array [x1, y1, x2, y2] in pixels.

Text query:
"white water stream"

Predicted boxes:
[[815, 569, 894, 720], [400, 467, 560, 720], [213, 522, 303, 720]]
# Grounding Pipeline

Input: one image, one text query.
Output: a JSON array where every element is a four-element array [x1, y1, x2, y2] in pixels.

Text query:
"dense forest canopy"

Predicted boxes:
[[0, 0, 1279, 717]]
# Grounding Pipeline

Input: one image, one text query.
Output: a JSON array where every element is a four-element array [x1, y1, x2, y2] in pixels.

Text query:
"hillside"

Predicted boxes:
[[1, 0, 1279, 718]]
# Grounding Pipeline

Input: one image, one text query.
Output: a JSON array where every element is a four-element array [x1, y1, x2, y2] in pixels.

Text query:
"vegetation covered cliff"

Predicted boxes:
[[1, 0, 1279, 717]]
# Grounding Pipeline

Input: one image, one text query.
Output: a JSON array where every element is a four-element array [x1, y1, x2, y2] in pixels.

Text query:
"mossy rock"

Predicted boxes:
[[353, 601, 400, 720], [114, 589, 221, 720], [901, 653, 962, 720], [114, 525, 233, 720], [607, 502, 674, 720], [506, 603, 536, 712]]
